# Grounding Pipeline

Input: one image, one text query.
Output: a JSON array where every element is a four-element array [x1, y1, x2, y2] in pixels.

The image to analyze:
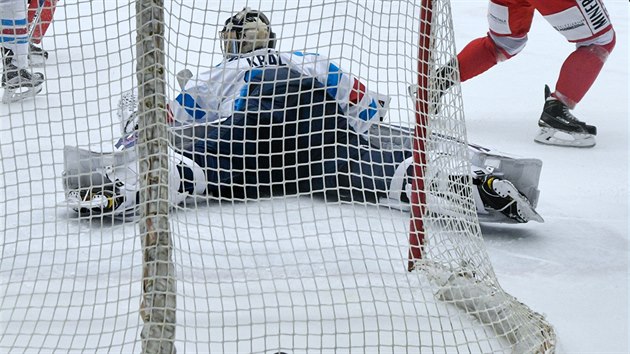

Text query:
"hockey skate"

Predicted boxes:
[[408, 58, 457, 115], [62, 146, 140, 218], [476, 176, 543, 223], [62, 142, 207, 219], [1, 48, 45, 103], [535, 85, 596, 148], [28, 43, 49, 67], [380, 158, 542, 224]]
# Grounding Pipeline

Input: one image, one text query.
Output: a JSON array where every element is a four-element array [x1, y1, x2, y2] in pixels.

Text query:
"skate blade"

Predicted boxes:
[[2, 84, 43, 103], [534, 127, 596, 148]]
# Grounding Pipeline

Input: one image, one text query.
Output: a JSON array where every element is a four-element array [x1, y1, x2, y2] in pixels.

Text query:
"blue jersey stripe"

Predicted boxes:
[[175, 92, 206, 120], [0, 36, 29, 44], [358, 99, 378, 121], [326, 63, 341, 99], [235, 69, 263, 111], [1, 18, 28, 26], [292, 51, 319, 57]]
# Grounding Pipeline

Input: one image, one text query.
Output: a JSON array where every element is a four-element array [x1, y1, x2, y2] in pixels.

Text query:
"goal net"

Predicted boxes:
[[1, 0, 556, 352]]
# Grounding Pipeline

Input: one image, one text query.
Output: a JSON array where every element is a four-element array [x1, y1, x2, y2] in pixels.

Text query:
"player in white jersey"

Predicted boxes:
[[170, 9, 386, 136], [62, 8, 544, 225], [0, 0, 45, 103]]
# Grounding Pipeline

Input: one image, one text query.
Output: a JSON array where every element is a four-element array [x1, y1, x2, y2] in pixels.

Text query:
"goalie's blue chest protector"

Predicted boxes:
[[182, 67, 409, 201]]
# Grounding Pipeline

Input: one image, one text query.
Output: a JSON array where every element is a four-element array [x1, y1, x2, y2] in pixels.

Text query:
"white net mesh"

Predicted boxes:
[[1, 0, 555, 352]]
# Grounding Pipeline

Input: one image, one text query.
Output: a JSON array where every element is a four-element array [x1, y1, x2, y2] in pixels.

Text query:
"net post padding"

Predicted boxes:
[[136, 0, 176, 353]]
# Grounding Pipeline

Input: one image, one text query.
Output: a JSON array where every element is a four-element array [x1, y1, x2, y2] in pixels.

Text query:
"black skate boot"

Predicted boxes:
[[2, 47, 45, 103], [476, 176, 543, 223], [29, 43, 49, 66], [408, 58, 457, 115], [534, 85, 596, 147]]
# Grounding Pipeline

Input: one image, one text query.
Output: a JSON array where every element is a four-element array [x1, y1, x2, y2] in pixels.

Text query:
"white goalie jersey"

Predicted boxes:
[[170, 48, 388, 134]]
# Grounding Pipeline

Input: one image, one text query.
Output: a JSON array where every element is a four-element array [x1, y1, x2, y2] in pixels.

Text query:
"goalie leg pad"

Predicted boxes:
[[168, 149, 206, 205]]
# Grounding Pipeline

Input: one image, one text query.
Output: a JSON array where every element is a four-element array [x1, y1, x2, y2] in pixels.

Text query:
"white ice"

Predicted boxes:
[[0, 1, 627, 353]]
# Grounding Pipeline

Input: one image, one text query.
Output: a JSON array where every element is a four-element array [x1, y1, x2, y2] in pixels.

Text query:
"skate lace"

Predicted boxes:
[[560, 105, 584, 124]]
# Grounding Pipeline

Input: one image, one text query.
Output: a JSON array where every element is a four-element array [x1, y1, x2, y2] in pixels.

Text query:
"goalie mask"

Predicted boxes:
[[220, 7, 276, 57]]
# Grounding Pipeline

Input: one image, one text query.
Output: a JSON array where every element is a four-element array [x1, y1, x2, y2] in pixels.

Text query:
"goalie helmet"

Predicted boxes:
[[220, 7, 276, 57]]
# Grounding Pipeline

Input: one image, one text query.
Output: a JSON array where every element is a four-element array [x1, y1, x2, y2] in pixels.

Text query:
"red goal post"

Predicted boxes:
[[408, 0, 434, 270]]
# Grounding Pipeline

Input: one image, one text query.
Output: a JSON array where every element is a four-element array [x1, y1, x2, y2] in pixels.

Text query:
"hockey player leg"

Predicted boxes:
[[28, 0, 57, 44], [369, 122, 543, 222], [27, 0, 57, 65], [1, 2, 45, 103]]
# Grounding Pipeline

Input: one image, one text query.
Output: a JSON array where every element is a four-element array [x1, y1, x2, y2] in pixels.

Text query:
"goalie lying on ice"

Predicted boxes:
[[62, 66, 543, 224], [63, 6, 542, 223]]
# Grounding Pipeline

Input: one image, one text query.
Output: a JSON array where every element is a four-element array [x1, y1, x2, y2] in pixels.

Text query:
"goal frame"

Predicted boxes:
[[0, 0, 558, 352], [408, 0, 433, 271], [136, 0, 176, 352]]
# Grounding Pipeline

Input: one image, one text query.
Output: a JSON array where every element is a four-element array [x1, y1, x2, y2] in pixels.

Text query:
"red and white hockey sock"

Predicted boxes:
[[553, 36, 616, 109], [28, 0, 58, 44], [1, 1, 29, 68], [456, 36, 504, 82]]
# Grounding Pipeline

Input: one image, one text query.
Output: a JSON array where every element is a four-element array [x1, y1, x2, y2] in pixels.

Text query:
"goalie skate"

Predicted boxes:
[[63, 141, 207, 219], [62, 146, 139, 218], [478, 177, 543, 223]]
